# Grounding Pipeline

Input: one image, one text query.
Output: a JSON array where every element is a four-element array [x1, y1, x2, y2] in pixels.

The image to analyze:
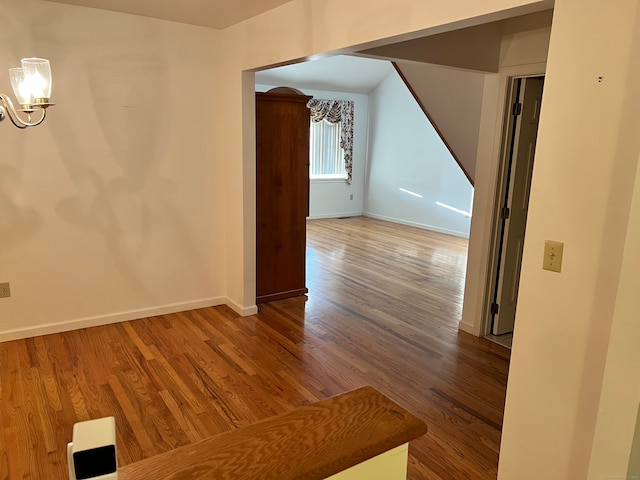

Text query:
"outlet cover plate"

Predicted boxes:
[[543, 241, 564, 273]]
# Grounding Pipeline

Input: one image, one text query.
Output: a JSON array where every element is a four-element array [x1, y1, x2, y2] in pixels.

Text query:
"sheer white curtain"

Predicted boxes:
[[306, 99, 355, 184], [309, 119, 346, 178]]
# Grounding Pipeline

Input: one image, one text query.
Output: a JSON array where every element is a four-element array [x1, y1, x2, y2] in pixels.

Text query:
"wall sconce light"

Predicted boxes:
[[0, 57, 54, 128]]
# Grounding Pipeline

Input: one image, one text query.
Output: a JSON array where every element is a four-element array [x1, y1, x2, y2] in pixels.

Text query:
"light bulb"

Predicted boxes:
[[20, 58, 52, 102]]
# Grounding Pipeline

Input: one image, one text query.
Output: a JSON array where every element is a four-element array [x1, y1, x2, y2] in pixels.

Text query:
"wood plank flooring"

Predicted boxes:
[[0, 216, 509, 479]]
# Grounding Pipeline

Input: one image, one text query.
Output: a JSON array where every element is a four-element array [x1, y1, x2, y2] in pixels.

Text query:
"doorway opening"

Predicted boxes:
[[484, 75, 545, 349]]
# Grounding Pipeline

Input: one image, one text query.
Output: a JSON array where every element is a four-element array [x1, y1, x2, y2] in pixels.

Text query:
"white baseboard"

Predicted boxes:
[[226, 298, 258, 316], [363, 212, 470, 239], [0, 297, 226, 343], [458, 320, 476, 335], [308, 212, 362, 220]]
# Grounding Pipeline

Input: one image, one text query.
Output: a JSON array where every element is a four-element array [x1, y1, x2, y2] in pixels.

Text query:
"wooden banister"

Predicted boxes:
[[118, 386, 427, 480]]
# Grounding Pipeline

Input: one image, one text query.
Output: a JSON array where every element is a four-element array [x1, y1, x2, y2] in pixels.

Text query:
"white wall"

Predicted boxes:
[[256, 84, 369, 219], [460, 10, 551, 335], [0, 0, 223, 340], [498, 0, 640, 478], [394, 61, 487, 182], [587, 149, 640, 479], [365, 70, 473, 238]]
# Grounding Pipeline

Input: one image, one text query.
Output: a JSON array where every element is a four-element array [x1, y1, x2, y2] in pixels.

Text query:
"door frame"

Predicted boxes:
[[490, 75, 544, 335], [478, 65, 546, 338]]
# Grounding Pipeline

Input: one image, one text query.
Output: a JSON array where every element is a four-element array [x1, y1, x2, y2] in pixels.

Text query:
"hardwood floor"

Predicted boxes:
[[0, 216, 509, 479]]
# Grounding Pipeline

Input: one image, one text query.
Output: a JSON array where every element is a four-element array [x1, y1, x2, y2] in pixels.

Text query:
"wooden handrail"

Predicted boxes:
[[118, 386, 427, 480]]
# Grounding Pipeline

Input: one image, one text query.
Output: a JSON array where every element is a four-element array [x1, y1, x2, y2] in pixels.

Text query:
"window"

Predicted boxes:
[[309, 119, 347, 179], [306, 98, 354, 184]]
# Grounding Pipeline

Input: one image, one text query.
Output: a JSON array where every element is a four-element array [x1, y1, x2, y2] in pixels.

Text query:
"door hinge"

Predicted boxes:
[[512, 102, 522, 116], [491, 303, 499, 315], [500, 207, 510, 220]]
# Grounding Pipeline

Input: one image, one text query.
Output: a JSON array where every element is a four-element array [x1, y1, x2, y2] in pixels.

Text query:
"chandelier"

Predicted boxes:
[[0, 58, 54, 128]]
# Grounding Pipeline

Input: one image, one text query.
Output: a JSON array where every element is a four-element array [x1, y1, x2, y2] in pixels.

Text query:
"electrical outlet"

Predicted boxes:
[[0, 282, 10, 298]]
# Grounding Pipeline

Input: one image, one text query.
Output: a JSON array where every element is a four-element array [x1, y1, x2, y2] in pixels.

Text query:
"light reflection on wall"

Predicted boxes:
[[436, 201, 471, 218], [399, 187, 423, 198]]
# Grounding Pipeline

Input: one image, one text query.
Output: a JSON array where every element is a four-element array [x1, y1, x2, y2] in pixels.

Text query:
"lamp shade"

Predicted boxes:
[[9, 67, 31, 106], [19, 58, 52, 103]]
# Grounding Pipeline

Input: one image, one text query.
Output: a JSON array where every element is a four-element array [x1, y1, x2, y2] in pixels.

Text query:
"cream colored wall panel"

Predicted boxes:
[[498, 0, 640, 478], [0, 0, 223, 338], [325, 445, 409, 480]]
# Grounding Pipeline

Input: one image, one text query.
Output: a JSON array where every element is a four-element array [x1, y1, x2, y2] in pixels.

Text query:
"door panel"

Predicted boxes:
[[492, 77, 544, 335]]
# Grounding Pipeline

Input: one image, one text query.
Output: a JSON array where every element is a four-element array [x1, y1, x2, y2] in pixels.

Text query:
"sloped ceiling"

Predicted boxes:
[[255, 56, 394, 95], [41, 0, 294, 29]]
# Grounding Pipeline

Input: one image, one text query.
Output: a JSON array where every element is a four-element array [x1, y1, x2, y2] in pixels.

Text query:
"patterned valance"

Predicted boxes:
[[307, 99, 355, 185]]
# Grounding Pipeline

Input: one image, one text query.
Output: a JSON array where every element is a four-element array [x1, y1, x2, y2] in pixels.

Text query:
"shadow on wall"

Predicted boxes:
[[1, 0, 217, 309], [0, 163, 43, 250], [50, 25, 171, 296], [31, 6, 211, 297]]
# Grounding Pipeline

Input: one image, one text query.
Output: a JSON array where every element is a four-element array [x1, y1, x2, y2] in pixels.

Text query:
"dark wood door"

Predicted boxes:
[[256, 92, 312, 303]]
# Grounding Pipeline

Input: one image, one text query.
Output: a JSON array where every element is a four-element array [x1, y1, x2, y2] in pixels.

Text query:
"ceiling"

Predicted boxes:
[[42, 0, 294, 29], [40, 0, 407, 95], [41, 2, 550, 95], [255, 55, 395, 95]]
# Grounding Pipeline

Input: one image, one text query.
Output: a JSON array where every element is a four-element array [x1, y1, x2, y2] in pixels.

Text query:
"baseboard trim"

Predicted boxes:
[[458, 320, 475, 335], [0, 297, 226, 343], [307, 212, 362, 220], [226, 298, 258, 317], [363, 213, 469, 239]]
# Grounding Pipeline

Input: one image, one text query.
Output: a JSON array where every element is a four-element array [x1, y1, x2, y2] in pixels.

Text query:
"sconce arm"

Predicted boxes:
[[0, 93, 46, 129]]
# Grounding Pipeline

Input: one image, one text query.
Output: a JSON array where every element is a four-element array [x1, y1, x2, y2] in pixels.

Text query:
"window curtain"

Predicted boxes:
[[307, 99, 355, 184]]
